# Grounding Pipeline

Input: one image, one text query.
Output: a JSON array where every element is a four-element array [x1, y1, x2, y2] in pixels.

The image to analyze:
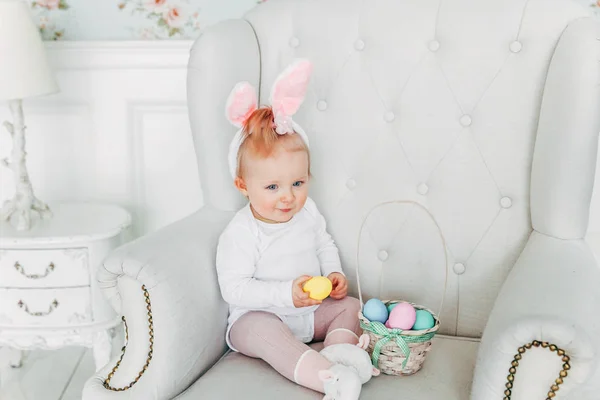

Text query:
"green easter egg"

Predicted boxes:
[[387, 302, 399, 313], [412, 310, 435, 330]]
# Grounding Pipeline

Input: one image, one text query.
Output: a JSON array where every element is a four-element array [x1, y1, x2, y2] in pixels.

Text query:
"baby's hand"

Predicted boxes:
[[292, 275, 323, 308], [328, 272, 348, 299]]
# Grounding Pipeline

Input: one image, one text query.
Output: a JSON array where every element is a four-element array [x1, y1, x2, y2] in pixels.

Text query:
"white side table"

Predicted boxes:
[[0, 202, 131, 371]]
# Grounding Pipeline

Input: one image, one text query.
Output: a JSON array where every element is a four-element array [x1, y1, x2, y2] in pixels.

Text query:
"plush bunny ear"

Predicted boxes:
[[226, 82, 258, 128], [270, 59, 313, 134], [357, 334, 370, 350]]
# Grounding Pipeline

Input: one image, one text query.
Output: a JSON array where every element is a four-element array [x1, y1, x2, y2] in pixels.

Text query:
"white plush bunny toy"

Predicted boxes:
[[318, 334, 380, 400]]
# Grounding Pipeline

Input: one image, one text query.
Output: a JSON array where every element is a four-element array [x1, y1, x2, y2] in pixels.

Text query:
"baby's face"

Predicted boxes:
[[239, 148, 309, 223]]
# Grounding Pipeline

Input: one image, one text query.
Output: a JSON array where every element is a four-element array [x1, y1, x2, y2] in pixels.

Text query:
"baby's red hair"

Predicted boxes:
[[236, 107, 310, 178]]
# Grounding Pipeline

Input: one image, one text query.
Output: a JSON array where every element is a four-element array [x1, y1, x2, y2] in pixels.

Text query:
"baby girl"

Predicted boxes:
[[215, 60, 368, 399]]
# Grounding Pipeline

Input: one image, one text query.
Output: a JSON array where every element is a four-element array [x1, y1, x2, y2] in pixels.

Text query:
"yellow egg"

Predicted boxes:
[[303, 276, 332, 300]]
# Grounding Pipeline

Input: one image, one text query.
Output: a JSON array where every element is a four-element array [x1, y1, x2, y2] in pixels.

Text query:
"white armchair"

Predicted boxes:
[[83, 0, 600, 399]]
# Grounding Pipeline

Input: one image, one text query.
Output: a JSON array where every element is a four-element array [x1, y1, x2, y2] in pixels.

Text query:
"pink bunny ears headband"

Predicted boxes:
[[225, 59, 313, 178]]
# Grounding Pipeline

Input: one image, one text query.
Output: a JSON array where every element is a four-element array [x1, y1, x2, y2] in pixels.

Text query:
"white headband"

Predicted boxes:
[[225, 59, 312, 179]]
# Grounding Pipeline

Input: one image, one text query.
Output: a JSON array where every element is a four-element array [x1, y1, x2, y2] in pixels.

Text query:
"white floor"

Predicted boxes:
[[0, 347, 92, 400], [0, 332, 124, 400]]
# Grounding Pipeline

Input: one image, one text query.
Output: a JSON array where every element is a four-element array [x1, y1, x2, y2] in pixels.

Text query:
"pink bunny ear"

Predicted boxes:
[[357, 334, 370, 350], [270, 59, 313, 134], [226, 82, 258, 128]]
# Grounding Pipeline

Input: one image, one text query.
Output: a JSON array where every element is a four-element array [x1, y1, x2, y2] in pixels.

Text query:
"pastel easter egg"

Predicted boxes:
[[363, 298, 389, 324], [302, 276, 332, 300], [387, 302, 399, 313], [387, 302, 417, 330], [412, 309, 435, 330]]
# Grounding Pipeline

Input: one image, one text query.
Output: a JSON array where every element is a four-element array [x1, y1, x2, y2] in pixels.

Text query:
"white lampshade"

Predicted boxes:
[[0, 0, 59, 100]]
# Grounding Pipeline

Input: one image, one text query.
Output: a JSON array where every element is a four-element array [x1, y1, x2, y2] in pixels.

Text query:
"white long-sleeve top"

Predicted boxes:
[[216, 197, 344, 350]]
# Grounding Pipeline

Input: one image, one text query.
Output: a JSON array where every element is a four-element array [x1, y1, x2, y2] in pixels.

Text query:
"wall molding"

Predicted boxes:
[[1, 41, 201, 238], [127, 101, 192, 235], [45, 41, 195, 70]]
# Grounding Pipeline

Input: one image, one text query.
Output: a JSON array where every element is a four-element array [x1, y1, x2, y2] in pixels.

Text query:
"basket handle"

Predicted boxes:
[[355, 200, 449, 319]]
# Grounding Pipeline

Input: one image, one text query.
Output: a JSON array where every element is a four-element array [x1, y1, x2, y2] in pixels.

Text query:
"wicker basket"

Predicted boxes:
[[358, 301, 439, 375], [355, 200, 448, 376]]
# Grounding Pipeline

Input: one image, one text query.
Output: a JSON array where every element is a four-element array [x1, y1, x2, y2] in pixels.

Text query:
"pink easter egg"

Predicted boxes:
[[387, 302, 416, 330]]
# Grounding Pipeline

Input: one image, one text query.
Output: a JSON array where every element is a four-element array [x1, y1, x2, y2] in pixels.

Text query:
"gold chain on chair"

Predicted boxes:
[[103, 284, 154, 391], [503, 340, 570, 400]]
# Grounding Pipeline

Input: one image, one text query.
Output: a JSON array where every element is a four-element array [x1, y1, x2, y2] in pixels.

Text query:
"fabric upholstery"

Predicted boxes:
[[473, 231, 600, 399], [187, 19, 260, 212], [530, 17, 600, 239], [188, 0, 598, 338], [83, 207, 233, 399], [175, 336, 479, 400]]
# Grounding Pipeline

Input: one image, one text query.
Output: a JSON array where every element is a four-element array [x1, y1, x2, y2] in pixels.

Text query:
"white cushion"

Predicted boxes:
[[175, 336, 479, 400]]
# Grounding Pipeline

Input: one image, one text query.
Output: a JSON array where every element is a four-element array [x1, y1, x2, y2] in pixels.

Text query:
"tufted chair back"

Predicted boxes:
[[187, 0, 599, 337]]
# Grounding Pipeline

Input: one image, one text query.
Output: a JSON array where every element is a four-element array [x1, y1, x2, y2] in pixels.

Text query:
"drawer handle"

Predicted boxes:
[[14, 261, 55, 279], [17, 299, 59, 316]]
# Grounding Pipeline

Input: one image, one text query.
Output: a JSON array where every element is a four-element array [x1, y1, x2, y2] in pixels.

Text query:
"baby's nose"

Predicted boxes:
[[281, 190, 294, 202]]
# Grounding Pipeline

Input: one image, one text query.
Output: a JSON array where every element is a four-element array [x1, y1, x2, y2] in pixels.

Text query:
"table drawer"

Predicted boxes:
[[0, 248, 89, 288], [0, 287, 92, 327]]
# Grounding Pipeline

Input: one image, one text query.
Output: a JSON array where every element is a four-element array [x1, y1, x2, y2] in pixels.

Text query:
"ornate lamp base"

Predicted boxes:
[[0, 99, 52, 231]]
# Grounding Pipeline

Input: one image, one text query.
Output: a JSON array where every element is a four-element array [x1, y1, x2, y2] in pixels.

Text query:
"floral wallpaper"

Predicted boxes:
[[30, 0, 70, 41], [27, 0, 258, 40], [117, 0, 202, 39], [26, 0, 600, 41]]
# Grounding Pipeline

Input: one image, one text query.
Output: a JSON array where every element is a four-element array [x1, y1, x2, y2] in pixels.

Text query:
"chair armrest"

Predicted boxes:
[[471, 231, 600, 400], [83, 205, 233, 400]]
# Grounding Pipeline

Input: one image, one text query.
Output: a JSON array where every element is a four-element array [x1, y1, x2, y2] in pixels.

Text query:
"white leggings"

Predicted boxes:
[[229, 296, 362, 393]]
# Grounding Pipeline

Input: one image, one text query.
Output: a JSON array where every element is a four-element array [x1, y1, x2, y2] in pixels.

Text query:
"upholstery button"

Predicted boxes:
[[354, 39, 365, 51], [500, 196, 512, 209], [317, 100, 328, 111], [453, 263, 466, 275], [460, 114, 472, 127], [384, 111, 395, 122], [346, 178, 356, 190], [417, 183, 429, 195], [289, 36, 300, 48], [378, 250, 389, 261], [428, 40, 440, 52], [509, 41, 522, 53]]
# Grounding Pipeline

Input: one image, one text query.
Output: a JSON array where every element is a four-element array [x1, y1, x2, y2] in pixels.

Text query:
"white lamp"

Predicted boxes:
[[0, 0, 59, 230]]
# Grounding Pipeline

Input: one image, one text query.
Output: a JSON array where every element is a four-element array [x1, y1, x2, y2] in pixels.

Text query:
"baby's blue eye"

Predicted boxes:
[[266, 184, 278, 190], [293, 181, 304, 187]]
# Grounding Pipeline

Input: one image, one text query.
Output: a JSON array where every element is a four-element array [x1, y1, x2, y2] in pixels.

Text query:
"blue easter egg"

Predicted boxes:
[[363, 298, 389, 323], [387, 302, 399, 313], [412, 309, 435, 330]]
